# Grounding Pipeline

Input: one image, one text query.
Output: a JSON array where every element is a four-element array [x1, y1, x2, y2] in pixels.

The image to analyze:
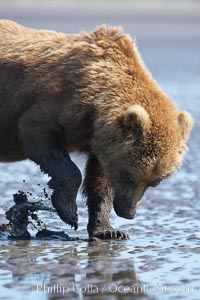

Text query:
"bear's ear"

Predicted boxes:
[[178, 111, 194, 141], [123, 104, 151, 135]]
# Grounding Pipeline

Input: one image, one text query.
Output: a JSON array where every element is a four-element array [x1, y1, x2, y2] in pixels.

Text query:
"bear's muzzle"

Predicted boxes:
[[113, 185, 146, 219]]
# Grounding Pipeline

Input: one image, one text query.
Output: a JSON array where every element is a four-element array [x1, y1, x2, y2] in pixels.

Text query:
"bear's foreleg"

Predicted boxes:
[[18, 110, 82, 230], [45, 146, 82, 230], [83, 154, 129, 239]]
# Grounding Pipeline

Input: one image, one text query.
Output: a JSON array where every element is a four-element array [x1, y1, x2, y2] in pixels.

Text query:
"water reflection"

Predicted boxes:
[[0, 239, 148, 300]]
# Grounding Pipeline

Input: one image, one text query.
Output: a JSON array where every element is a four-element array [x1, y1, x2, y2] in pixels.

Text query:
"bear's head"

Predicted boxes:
[[92, 103, 194, 219]]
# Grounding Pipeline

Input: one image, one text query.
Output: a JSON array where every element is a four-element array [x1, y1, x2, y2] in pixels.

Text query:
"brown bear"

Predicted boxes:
[[0, 20, 194, 239]]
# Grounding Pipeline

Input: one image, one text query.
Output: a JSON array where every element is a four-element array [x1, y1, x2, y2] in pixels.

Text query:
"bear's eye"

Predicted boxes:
[[149, 178, 162, 187], [162, 172, 173, 180], [150, 172, 173, 187]]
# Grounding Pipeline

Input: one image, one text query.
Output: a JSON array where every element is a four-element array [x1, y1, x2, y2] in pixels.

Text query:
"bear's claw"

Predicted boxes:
[[54, 206, 78, 230], [90, 228, 129, 240], [51, 197, 78, 230]]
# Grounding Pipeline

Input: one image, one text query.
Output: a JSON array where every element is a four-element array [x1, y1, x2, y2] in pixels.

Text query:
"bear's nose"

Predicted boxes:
[[117, 211, 136, 219], [114, 203, 136, 219]]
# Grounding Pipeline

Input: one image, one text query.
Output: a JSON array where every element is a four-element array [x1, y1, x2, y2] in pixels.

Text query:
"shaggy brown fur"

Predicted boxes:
[[0, 20, 194, 239]]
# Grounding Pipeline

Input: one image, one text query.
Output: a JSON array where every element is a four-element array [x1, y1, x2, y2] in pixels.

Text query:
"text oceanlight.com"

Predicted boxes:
[[34, 283, 194, 295]]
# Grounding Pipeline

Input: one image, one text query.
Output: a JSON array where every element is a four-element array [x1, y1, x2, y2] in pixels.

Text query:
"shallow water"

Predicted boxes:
[[0, 3, 200, 300]]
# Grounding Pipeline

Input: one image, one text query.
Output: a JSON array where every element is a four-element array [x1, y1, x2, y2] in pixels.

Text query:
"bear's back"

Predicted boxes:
[[0, 20, 81, 65]]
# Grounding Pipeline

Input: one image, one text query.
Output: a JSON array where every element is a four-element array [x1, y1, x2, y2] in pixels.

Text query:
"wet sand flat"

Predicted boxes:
[[0, 1, 200, 299]]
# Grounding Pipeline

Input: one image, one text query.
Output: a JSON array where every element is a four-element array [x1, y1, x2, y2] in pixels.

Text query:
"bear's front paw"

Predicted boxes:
[[51, 195, 78, 230], [89, 226, 129, 240], [58, 207, 78, 230], [49, 179, 78, 230]]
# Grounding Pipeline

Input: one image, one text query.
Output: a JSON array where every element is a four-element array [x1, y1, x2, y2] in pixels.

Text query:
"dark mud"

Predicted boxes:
[[1, 191, 101, 242], [5, 191, 49, 239]]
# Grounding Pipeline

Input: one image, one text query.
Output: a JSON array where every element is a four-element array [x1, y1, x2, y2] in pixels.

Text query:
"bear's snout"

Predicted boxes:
[[115, 206, 136, 219], [113, 185, 146, 219], [113, 197, 138, 219]]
